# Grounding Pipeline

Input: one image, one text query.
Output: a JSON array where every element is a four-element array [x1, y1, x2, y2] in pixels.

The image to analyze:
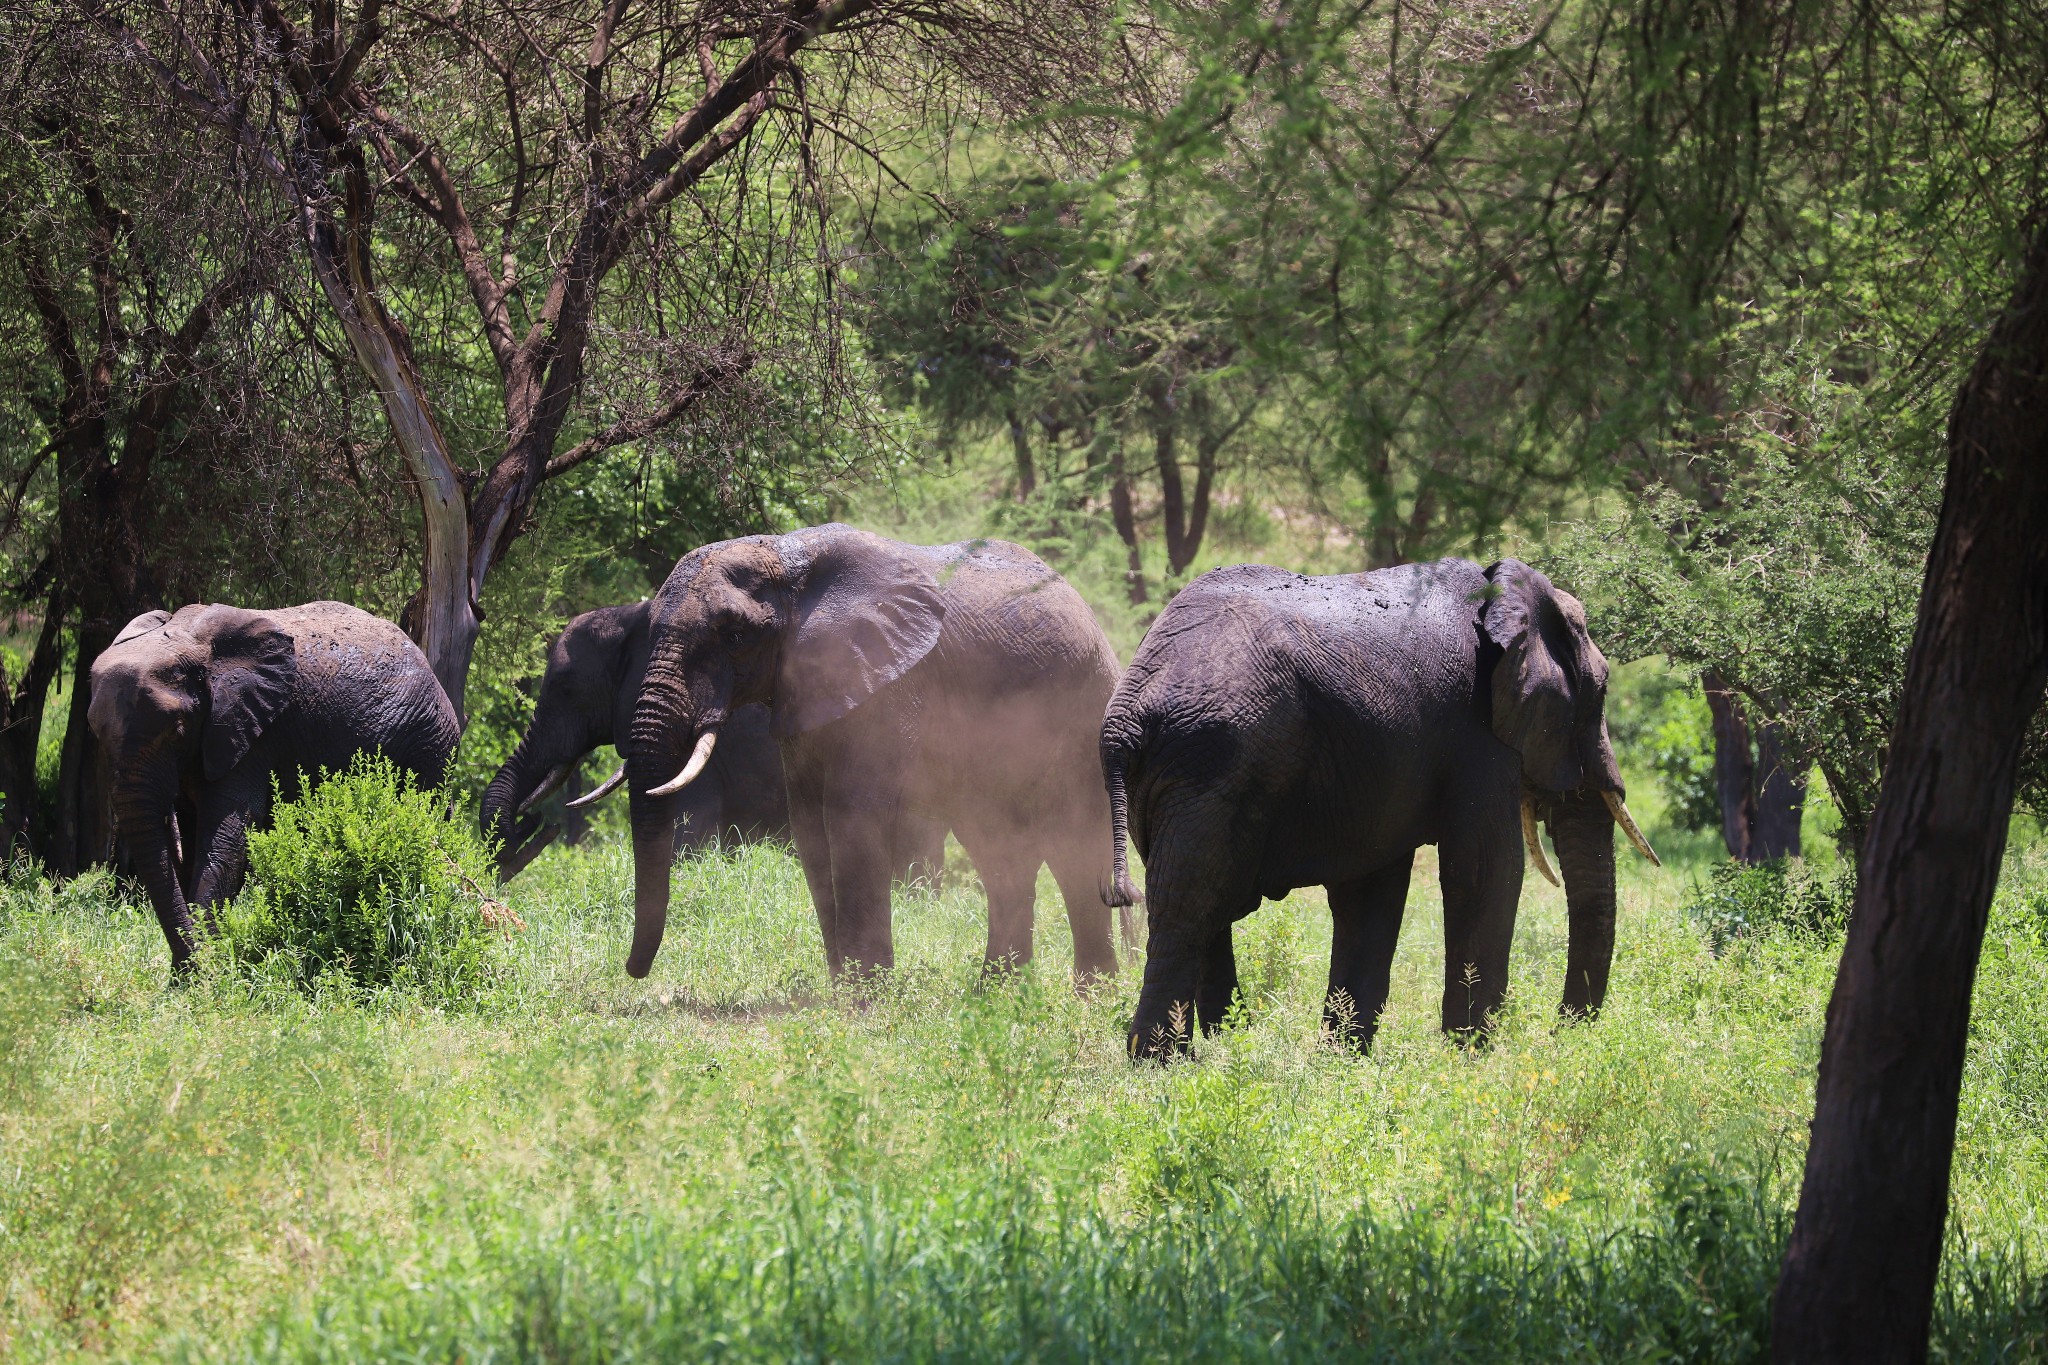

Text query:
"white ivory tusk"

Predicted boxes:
[[1602, 790, 1662, 866], [1521, 796, 1560, 887], [565, 765, 627, 809], [515, 762, 573, 816], [646, 728, 719, 796]]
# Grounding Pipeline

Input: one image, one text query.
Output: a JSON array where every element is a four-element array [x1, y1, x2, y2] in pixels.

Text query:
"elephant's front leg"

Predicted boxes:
[[1437, 787, 1525, 1040], [185, 773, 269, 934], [783, 764, 841, 970], [821, 775, 902, 977], [1324, 855, 1413, 1051]]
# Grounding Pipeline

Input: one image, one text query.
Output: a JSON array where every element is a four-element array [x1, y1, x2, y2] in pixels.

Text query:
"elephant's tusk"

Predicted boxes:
[[1602, 790, 1662, 865], [646, 728, 719, 796], [515, 762, 573, 816], [565, 765, 627, 809], [1521, 796, 1560, 887]]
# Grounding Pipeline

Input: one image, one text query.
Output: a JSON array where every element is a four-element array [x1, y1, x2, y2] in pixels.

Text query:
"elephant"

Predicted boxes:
[[1101, 557, 1659, 1058], [623, 523, 1122, 984], [480, 601, 945, 883], [86, 601, 460, 975]]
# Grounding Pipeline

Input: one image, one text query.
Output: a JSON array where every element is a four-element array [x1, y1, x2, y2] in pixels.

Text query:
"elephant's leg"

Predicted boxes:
[[1438, 790, 1525, 1040], [186, 775, 269, 934], [1324, 855, 1414, 1052], [820, 778, 904, 980], [784, 770, 841, 971], [1127, 804, 1259, 1060], [1049, 841, 1117, 982], [1194, 925, 1240, 1034], [974, 849, 1040, 973]]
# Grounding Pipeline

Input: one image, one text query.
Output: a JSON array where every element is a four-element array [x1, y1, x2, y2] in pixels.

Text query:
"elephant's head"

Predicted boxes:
[[621, 524, 946, 976], [1481, 559, 1658, 1016], [86, 604, 298, 964], [481, 601, 650, 873]]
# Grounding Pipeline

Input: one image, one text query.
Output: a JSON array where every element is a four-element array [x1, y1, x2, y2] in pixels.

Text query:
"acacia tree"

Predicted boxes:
[[0, 20, 370, 868], [78, 0, 1121, 718]]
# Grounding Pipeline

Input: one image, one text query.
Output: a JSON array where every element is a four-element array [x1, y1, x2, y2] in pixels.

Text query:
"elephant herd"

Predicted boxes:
[[87, 524, 1656, 1057]]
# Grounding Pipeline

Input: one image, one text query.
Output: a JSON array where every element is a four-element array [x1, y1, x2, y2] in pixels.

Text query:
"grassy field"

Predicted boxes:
[[4, 822, 2048, 1361]]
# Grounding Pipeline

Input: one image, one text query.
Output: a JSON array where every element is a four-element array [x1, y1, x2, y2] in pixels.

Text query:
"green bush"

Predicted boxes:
[[224, 754, 515, 1003], [1683, 858, 1851, 955]]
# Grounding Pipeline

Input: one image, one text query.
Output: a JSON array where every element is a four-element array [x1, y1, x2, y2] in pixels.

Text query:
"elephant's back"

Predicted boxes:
[[920, 538, 1119, 700], [271, 602, 460, 778]]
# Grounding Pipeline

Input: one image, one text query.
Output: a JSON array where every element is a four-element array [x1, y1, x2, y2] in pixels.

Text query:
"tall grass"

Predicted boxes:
[[4, 831, 2047, 1361]]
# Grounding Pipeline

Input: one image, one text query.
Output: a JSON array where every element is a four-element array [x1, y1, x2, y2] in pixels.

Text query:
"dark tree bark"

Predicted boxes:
[[1772, 225, 2048, 1362], [0, 596, 65, 854], [1752, 717, 1804, 860], [1702, 669, 1757, 860], [1702, 670, 1805, 862]]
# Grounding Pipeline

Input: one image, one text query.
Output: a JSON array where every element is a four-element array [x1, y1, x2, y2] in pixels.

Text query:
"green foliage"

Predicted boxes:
[[1607, 669, 1722, 837], [1683, 859, 1853, 956], [224, 755, 511, 1002]]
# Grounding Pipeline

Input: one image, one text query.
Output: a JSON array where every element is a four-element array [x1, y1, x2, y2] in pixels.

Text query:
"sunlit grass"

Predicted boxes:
[[2, 832, 2045, 1361]]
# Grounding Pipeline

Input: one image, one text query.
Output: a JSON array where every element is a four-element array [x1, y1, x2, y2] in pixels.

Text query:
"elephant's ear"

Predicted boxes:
[[776, 530, 946, 736], [193, 606, 299, 780], [112, 610, 172, 647], [1482, 560, 1609, 793]]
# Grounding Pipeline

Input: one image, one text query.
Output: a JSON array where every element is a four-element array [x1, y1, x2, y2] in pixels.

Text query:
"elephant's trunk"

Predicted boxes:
[[1549, 788, 1620, 1018], [623, 656, 728, 978]]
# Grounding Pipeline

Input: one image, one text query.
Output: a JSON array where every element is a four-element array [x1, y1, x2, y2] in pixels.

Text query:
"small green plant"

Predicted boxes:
[[224, 754, 517, 1003], [1683, 858, 1851, 954]]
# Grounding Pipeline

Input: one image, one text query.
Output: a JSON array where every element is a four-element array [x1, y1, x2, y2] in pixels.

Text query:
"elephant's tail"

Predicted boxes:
[[1102, 742, 1143, 912]]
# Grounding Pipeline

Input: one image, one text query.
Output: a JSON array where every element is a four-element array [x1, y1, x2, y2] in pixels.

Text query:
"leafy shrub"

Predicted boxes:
[[1645, 688, 1721, 835], [1684, 858, 1851, 955], [224, 754, 518, 1003]]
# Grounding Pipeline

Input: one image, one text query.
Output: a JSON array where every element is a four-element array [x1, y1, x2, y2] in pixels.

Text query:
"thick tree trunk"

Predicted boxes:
[[0, 604, 64, 854], [1752, 718, 1804, 859], [52, 622, 115, 876], [1702, 669, 1757, 860], [1771, 227, 2048, 1363]]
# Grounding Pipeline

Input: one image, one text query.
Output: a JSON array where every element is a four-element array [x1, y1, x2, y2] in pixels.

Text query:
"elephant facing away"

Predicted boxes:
[[480, 601, 944, 882], [1102, 557, 1658, 1058], [625, 524, 1122, 984], [87, 601, 460, 975]]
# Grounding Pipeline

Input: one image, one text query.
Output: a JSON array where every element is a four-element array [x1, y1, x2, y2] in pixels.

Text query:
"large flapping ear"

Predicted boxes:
[[776, 527, 946, 737], [188, 605, 299, 780], [112, 610, 173, 648], [1481, 560, 1605, 793]]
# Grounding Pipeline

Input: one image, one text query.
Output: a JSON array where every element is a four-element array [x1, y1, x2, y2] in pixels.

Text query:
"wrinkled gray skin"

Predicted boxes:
[[625, 524, 1120, 983], [1103, 558, 1644, 1058], [87, 602, 459, 975], [481, 601, 944, 882]]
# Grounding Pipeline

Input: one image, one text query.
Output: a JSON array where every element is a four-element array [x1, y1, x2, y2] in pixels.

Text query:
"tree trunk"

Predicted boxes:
[[0, 603, 64, 855], [1007, 409, 1036, 500], [51, 623, 115, 876], [1771, 226, 2048, 1363], [1752, 718, 1804, 859], [1107, 438, 1146, 605], [1154, 407, 1188, 574], [1702, 669, 1757, 860]]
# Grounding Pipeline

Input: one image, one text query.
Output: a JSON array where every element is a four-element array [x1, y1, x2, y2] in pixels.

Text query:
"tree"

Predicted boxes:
[[78, 0, 1123, 718], [859, 171, 1268, 602]]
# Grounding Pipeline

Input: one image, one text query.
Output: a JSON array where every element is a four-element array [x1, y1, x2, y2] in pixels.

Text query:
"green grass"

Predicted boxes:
[[4, 831, 2047, 1361]]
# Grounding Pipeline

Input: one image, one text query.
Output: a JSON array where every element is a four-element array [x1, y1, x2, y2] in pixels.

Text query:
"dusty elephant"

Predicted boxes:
[[87, 601, 460, 975], [624, 524, 1121, 982], [481, 600, 945, 882], [1101, 557, 1658, 1058]]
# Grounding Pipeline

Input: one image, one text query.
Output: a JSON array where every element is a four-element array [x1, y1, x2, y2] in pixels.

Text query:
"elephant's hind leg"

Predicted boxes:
[[1324, 855, 1414, 1052], [1048, 837, 1117, 983]]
